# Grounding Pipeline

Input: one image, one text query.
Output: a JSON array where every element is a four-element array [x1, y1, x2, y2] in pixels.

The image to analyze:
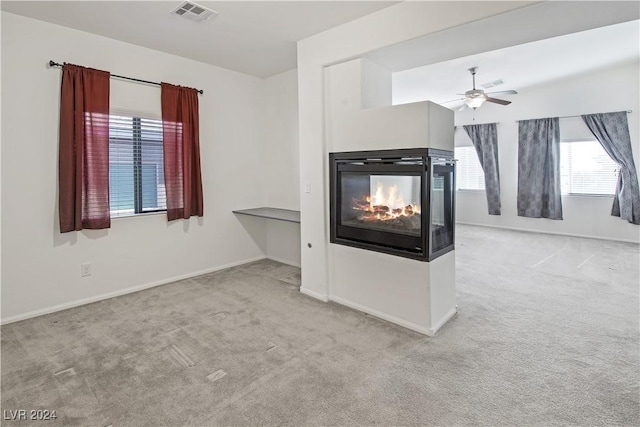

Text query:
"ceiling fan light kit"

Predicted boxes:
[[464, 92, 487, 109]]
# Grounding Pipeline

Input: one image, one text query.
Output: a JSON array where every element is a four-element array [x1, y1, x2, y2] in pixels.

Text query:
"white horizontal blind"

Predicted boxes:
[[109, 114, 166, 217], [560, 139, 618, 196], [455, 146, 485, 190]]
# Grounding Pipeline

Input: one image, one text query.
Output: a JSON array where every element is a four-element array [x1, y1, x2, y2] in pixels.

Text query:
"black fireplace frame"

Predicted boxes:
[[330, 148, 455, 262]]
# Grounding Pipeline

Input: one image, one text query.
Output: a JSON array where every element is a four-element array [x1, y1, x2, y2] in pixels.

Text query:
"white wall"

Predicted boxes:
[[447, 62, 639, 243], [262, 69, 301, 267], [1, 12, 270, 322]]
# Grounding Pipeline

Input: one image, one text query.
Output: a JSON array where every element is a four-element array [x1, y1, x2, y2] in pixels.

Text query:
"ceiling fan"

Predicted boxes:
[[449, 67, 517, 110]]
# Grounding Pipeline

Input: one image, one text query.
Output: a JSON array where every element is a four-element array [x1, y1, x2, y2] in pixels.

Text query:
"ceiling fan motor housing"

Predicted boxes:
[[465, 89, 485, 98]]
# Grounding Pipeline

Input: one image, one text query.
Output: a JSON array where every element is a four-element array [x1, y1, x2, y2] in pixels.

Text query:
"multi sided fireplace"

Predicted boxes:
[[330, 148, 455, 261]]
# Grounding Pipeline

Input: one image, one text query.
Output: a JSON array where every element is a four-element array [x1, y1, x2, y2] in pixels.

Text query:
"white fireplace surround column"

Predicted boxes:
[[300, 57, 456, 336]]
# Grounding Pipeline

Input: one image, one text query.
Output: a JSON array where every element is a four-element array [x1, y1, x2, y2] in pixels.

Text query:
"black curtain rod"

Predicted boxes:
[[454, 122, 499, 129], [48, 60, 204, 95], [516, 110, 631, 122]]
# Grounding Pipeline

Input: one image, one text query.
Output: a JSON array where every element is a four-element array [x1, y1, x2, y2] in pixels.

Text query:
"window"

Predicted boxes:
[[109, 114, 166, 217], [455, 146, 485, 190], [560, 139, 618, 196]]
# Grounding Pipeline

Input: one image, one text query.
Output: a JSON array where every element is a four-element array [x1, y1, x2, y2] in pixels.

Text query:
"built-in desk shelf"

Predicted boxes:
[[232, 207, 300, 224]]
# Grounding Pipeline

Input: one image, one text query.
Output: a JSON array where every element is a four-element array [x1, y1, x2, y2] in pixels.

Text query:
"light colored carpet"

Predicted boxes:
[[2, 224, 638, 426]]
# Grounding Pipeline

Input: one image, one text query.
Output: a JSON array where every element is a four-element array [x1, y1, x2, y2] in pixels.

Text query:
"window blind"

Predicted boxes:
[[560, 139, 618, 196], [109, 115, 166, 217], [455, 146, 485, 191]]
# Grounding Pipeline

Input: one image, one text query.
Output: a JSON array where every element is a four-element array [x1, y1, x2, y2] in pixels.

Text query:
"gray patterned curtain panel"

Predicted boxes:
[[582, 112, 640, 225], [463, 123, 501, 215], [517, 118, 563, 220]]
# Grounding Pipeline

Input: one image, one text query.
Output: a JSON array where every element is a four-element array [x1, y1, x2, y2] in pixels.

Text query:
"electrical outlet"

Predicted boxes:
[[80, 263, 92, 277]]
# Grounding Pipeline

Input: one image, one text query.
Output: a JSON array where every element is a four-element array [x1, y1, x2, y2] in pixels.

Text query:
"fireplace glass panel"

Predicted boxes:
[[430, 161, 454, 253], [330, 149, 454, 261], [340, 174, 421, 237]]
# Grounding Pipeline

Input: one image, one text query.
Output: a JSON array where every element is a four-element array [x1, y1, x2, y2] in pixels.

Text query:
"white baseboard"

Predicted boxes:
[[330, 295, 433, 336], [456, 221, 639, 244], [299, 287, 329, 302], [266, 255, 301, 268], [0, 256, 267, 325], [429, 306, 458, 336]]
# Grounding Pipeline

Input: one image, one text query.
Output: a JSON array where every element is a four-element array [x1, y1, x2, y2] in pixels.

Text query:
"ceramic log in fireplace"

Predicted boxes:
[[330, 148, 455, 261]]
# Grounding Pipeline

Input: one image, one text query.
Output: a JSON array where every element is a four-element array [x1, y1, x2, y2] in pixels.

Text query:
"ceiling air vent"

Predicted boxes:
[[172, 1, 218, 22], [481, 79, 504, 89]]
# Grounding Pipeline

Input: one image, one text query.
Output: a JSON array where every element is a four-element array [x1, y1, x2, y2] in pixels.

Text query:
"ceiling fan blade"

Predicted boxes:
[[487, 90, 518, 96], [485, 97, 511, 106], [458, 103, 469, 111]]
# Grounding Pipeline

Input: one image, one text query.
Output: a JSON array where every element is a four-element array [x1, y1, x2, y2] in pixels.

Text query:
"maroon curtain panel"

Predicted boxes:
[[58, 64, 111, 233], [161, 83, 204, 220]]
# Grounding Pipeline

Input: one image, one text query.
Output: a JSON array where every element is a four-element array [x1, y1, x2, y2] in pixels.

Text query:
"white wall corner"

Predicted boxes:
[[427, 306, 458, 336], [361, 58, 392, 109], [330, 295, 433, 336], [427, 250, 457, 330], [427, 102, 456, 151], [300, 286, 329, 302]]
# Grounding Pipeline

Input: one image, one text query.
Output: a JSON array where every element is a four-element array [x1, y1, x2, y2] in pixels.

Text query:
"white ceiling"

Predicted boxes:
[[392, 19, 640, 107], [0, 1, 397, 78], [3, 0, 638, 97]]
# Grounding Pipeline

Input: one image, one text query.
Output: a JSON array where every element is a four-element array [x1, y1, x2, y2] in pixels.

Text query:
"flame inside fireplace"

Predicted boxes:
[[352, 182, 420, 222]]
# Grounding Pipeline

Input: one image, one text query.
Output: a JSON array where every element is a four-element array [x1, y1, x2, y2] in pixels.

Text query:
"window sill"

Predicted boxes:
[[111, 210, 166, 220], [562, 194, 614, 199]]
